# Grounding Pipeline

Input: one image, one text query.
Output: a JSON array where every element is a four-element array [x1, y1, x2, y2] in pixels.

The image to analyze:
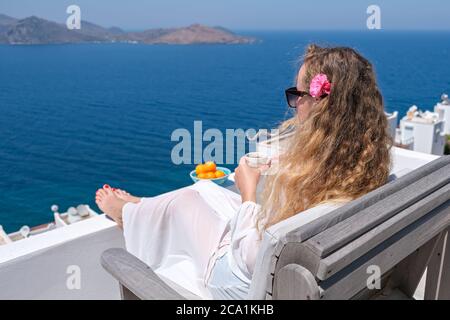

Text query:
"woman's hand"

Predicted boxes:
[[234, 157, 269, 203]]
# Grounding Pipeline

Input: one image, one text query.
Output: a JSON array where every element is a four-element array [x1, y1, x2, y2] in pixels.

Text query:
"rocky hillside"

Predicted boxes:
[[0, 14, 256, 45]]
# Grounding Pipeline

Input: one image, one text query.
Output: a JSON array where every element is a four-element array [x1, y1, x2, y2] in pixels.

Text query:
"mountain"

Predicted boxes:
[[4, 16, 102, 44], [212, 26, 236, 35], [0, 13, 16, 42], [107, 26, 125, 35], [0, 13, 17, 26], [0, 14, 256, 45], [148, 24, 251, 44], [76, 20, 125, 40]]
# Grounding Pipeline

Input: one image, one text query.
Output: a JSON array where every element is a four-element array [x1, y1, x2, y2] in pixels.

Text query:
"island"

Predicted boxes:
[[0, 13, 257, 45]]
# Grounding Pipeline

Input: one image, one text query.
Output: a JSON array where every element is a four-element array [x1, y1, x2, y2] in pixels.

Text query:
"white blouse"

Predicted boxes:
[[122, 179, 261, 299], [210, 201, 261, 284]]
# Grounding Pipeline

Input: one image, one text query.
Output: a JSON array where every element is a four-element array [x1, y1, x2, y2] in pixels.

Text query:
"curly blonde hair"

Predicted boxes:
[[257, 44, 393, 231]]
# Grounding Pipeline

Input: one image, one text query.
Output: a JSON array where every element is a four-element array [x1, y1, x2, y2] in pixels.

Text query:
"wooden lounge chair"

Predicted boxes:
[[101, 155, 450, 300]]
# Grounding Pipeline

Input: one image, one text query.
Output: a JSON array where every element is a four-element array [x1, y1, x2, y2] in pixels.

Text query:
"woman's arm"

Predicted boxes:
[[229, 157, 270, 278], [234, 156, 268, 203]]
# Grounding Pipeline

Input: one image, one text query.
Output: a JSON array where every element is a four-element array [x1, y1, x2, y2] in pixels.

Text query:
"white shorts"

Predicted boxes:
[[206, 252, 250, 300]]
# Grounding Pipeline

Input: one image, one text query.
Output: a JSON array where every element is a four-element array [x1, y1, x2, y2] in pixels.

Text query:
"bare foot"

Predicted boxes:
[[95, 188, 126, 228], [114, 189, 142, 204], [102, 184, 141, 204]]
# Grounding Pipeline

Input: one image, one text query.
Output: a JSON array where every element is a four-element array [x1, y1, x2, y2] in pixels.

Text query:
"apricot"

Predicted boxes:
[[203, 161, 216, 173], [215, 170, 225, 178], [195, 164, 207, 175]]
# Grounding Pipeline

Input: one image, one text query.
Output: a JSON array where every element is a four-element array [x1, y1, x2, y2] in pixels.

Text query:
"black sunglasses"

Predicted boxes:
[[285, 87, 310, 109]]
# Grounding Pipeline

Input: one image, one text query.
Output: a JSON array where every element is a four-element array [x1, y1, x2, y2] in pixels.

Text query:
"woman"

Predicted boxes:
[[95, 44, 392, 299]]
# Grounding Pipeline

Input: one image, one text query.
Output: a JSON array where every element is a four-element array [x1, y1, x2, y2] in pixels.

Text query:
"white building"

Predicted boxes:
[[434, 94, 450, 135], [386, 111, 398, 142], [399, 105, 446, 156]]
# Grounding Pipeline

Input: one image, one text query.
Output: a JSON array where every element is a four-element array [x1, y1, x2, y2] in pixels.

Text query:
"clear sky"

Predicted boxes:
[[1, 0, 449, 31]]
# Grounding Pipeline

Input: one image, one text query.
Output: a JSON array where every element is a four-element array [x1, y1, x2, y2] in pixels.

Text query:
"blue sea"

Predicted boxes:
[[1, 31, 449, 232]]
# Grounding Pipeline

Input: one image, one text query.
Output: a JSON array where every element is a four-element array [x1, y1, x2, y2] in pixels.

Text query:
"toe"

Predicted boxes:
[[97, 189, 107, 198], [114, 190, 123, 199]]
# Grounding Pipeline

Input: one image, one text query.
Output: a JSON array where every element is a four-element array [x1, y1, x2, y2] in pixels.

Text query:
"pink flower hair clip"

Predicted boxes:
[[309, 73, 332, 99]]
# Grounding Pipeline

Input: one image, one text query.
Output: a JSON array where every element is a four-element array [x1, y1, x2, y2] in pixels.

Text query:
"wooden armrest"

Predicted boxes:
[[101, 248, 186, 300], [275, 264, 320, 300]]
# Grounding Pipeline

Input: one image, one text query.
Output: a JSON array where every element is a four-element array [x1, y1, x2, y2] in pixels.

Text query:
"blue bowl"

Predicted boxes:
[[190, 167, 232, 185]]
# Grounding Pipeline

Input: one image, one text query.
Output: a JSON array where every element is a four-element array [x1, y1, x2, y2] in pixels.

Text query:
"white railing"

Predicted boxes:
[[0, 215, 125, 299]]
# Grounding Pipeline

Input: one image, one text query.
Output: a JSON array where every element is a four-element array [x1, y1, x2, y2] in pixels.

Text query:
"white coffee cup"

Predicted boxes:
[[245, 152, 270, 169]]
